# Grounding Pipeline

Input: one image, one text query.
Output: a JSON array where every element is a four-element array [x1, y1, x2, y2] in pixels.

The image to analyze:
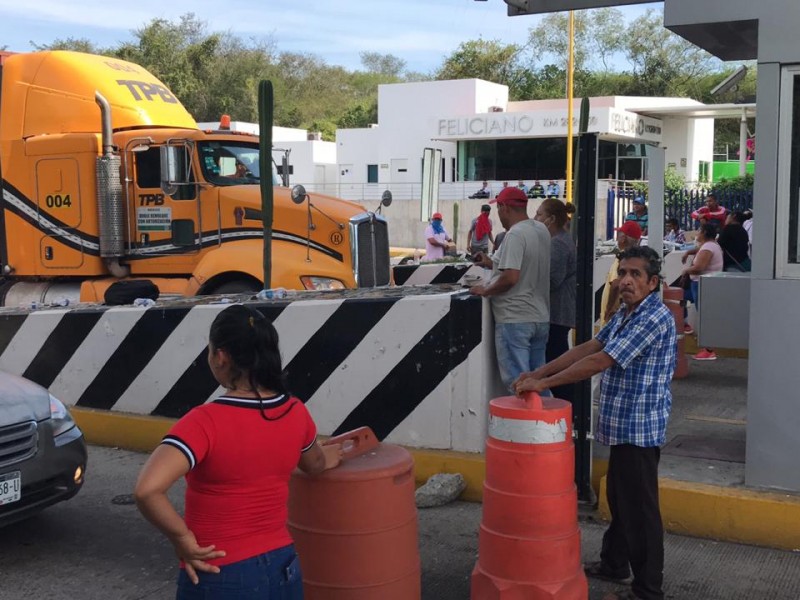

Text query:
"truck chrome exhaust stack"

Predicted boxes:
[[94, 92, 128, 276]]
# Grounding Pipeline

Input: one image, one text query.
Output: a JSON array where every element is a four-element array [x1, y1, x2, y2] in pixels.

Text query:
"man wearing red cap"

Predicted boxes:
[[601, 221, 642, 324], [423, 212, 453, 261], [469, 187, 551, 391]]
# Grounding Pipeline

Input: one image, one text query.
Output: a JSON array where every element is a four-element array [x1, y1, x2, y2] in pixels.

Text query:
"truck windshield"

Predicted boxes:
[[197, 141, 280, 186]]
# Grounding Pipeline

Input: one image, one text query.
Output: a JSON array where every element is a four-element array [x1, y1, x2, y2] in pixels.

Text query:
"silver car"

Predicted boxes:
[[0, 372, 87, 526]]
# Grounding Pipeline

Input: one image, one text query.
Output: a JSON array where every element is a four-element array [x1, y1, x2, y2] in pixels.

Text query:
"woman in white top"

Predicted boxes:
[[681, 223, 724, 360]]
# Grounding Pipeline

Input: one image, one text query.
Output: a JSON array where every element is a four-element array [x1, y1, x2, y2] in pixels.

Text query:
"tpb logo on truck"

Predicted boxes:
[[117, 80, 178, 104]]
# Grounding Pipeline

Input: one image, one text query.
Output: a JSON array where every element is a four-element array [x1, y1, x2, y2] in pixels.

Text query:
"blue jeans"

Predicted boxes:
[[176, 544, 303, 600], [495, 321, 550, 394]]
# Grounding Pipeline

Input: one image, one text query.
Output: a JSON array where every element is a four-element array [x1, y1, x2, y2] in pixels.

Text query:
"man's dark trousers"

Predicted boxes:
[[601, 444, 664, 600]]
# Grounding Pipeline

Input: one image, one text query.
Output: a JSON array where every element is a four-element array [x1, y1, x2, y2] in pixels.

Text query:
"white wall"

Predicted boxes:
[[338, 79, 510, 188]]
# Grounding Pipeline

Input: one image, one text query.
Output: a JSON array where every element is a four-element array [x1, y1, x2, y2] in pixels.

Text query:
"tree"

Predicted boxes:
[[528, 8, 624, 73], [435, 39, 530, 99], [622, 9, 720, 97], [359, 52, 406, 79], [337, 101, 378, 129], [32, 37, 106, 54]]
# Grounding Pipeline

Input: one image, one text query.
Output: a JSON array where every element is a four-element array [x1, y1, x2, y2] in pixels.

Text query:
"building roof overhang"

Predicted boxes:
[[627, 103, 756, 120]]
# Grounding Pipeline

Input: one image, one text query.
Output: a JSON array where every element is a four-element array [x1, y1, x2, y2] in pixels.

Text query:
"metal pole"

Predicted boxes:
[[739, 108, 748, 177], [565, 11, 575, 204], [574, 133, 598, 502], [650, 146, 665, 262], [258, 80, 274, 289]]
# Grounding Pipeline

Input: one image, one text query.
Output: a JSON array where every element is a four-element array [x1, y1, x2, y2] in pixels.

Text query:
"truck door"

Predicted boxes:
[[36, 158, 84, 269], [131, 145, 200, 269]]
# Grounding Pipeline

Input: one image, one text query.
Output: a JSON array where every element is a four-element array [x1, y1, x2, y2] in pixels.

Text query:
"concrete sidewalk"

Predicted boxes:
[[420, 501, 800, 600], [411, 353, 800, 552]]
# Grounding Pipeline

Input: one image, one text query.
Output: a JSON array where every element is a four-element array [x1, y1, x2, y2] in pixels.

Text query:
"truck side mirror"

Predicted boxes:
[[381, 190, 393, 207], [291, 184, 307, 205], [160, 145, 184, 196]]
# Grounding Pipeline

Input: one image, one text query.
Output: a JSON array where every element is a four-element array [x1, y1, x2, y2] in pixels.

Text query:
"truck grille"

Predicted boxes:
[[0, 421, 38, 468], [351, 213, 390, 287]]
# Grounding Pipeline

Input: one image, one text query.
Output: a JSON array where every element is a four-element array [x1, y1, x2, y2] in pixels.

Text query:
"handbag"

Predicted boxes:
[[722, 247, 751, 272]]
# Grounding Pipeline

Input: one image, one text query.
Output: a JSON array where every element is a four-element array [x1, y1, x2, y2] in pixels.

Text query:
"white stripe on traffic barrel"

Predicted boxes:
[[488, 415, 568, 444]]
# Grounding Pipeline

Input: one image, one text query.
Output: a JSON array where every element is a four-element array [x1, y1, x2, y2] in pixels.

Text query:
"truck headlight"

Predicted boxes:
[[49, 394, 77, 437], [300, 277, 346, 291]]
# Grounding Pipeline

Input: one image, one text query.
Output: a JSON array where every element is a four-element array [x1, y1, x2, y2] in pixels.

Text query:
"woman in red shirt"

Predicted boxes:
[[135, 304, 342, 599]]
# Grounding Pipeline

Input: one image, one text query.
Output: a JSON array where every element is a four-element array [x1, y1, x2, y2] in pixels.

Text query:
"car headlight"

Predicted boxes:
[[49, 394, 76, 437], [300, 276, 346, 291]]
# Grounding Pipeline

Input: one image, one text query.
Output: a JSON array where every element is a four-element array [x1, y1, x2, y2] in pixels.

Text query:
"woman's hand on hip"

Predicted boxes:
[[171, 530, 226, 584]]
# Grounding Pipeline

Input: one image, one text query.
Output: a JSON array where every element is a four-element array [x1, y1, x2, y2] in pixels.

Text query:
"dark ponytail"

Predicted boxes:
[[209, 304, 288, 397]]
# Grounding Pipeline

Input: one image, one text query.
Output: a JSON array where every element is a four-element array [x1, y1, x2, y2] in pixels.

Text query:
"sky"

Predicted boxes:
[[0, 0, 658, 74]]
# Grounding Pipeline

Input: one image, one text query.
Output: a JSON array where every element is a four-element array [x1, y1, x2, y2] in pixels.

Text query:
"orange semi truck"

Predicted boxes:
[[0, 50, 390, 304]]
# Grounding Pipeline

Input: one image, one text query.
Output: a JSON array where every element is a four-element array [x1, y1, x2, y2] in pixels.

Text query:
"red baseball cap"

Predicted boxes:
[[432, 212, 443, 220], [615, 220, 642, 239], [491, 187, 528, 207]]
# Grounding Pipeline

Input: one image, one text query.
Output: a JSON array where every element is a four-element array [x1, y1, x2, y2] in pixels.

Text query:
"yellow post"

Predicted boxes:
[[565, 10, 575, 204]]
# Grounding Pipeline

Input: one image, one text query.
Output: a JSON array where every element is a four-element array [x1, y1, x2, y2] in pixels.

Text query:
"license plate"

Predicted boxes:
[[0, 471, 21, 506]]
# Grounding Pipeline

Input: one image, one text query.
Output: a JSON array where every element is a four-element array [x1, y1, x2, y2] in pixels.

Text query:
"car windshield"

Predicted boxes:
[[197, 141, 280, 186]]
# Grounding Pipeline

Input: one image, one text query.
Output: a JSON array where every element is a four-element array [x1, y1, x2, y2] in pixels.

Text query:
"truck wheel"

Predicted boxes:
[[210, 280, 261, 294]]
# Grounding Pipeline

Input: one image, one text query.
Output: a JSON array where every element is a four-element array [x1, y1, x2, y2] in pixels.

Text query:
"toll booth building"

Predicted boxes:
[[336, 79, 714, 192]]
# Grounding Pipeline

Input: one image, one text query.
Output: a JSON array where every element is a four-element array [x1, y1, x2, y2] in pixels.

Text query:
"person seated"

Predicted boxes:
[[517, 180, 529, 195], [546, 180, 560, 199], [664, 218, 686, 244], [469, 181, 492, 199], [624, 197, 649, 236], [691, 193, 727, 227], [528, 180, 545, 199], [718, 212, 751, 272]]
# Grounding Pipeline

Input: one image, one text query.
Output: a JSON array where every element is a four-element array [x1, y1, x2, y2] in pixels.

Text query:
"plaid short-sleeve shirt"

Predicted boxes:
[[595, 292, 676, 447]]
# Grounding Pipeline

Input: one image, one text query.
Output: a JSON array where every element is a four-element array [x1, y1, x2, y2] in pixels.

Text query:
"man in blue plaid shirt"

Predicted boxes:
[[514, 246, 675, 600]]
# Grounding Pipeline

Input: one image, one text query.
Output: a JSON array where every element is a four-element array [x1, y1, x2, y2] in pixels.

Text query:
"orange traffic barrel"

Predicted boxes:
[[472, 392, 587, 599], [663, 286, 688, 379], [288, 427, 420, 600]]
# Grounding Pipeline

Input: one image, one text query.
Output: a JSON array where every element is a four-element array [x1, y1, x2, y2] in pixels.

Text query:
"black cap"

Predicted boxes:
[[481, 204, 491, 212]]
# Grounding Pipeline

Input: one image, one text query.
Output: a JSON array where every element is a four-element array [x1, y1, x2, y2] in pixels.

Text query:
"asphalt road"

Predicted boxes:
[[3, 445, 800, 600]]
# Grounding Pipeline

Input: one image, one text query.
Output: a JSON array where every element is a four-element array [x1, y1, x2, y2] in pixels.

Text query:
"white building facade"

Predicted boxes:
[[335, 79, 714, 201]]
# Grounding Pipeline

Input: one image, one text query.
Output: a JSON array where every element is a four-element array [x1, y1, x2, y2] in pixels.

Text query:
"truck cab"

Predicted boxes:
[[0, 51, 390, 304]]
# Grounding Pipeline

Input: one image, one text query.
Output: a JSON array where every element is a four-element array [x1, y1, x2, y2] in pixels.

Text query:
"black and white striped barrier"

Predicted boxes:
[[393, 262, 487, 286], [0, 288, 500, 452]]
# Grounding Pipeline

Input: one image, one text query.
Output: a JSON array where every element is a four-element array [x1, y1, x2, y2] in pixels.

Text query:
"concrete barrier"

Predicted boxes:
[[393, 262, 487, 286], [0, 287, 502, 453]]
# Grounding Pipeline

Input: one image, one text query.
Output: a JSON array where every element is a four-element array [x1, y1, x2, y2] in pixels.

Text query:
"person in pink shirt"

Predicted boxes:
[[690, 194, 727, 228], [681, 223, 724, 360], [423, 212, 453, 261]]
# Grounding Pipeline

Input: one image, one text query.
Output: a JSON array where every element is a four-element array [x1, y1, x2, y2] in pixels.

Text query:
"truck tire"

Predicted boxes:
[[210, 280, 261, 295], [104, 280, 159, 305]]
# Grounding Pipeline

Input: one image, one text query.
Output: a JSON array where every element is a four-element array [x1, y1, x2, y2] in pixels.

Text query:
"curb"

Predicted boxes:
[[599, 475, 800, 552], [73, 409, 800, 551]]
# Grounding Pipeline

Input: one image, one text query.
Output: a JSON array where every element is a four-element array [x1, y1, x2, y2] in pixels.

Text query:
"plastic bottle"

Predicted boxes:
[[257, 288, 287, 300], [133, 298, 156, 308]]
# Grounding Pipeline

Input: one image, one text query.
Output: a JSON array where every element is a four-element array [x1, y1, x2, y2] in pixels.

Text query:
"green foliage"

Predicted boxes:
[[29, 14, 414, 140], [32, 37, 106, 54], [714, 174, 754, 194], [307, 119, 337, 142], [24, 8, 752, 147], [631, 166, 686, 201], [528, 8, 624, 73], [337, 101, 377, 129], [664, 166, 687, 195], [435, 39, 530, 100]]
